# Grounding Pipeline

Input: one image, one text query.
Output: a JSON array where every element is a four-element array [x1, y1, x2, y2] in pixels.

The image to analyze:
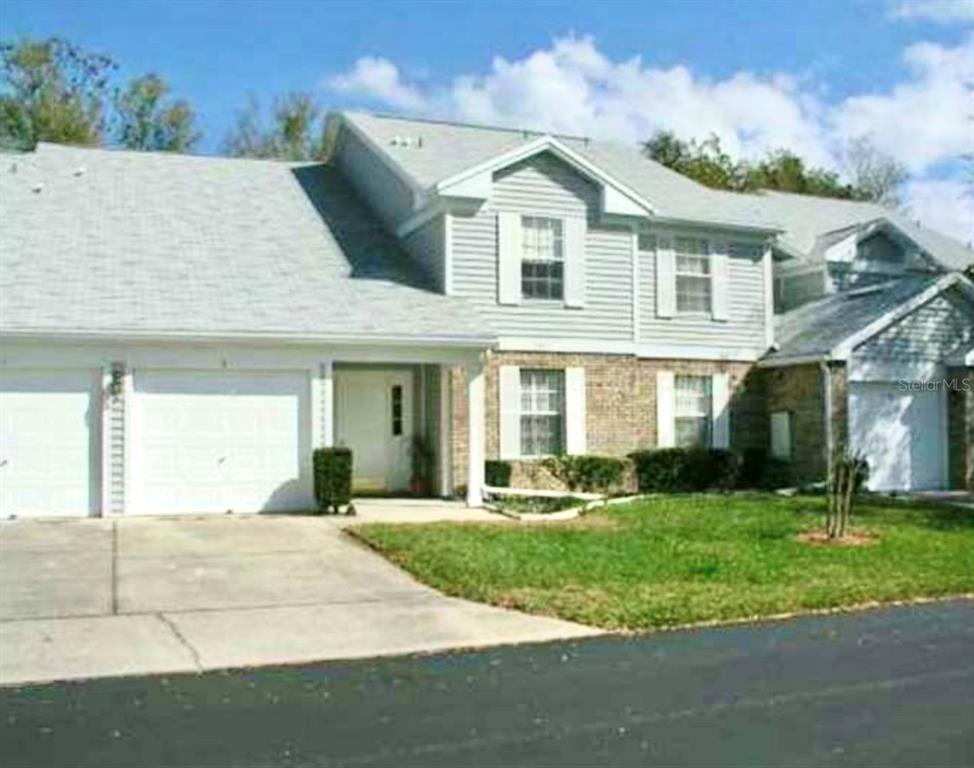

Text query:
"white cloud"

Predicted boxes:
[[327, 34, 974, 241], [327, 57, 425, 111], [889, 0, 974, 24], [903, 178, 974, 243]]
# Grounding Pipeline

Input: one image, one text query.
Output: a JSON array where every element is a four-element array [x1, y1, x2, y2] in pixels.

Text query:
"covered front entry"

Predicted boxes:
[[849, 380, 947, 491], [335, 368, 414, 493]]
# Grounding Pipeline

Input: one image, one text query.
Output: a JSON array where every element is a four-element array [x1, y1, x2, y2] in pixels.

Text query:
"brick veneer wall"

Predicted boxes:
[[947, 366, 974, 490], [448, 351, 765, 493], [762, 363, 829, 485]]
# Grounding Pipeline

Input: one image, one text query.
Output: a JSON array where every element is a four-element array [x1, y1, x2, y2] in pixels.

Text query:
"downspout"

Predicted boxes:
[[820, 360, 833, 482]]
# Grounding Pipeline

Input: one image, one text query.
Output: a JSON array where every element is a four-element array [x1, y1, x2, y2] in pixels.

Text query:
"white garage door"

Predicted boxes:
[[0, 369, 97, 517], [132, 370, 312, 514], [849, 381, 947, 491]]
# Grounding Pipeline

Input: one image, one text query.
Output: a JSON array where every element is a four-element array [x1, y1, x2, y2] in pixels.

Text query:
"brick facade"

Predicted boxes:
[[448, 350, 765, 493], [947, 366, 974, 491]]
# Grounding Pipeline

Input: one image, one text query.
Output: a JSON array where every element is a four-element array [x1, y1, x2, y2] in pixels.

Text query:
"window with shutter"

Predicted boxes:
[[675, 237, 711, 314], [519, 369, 565, 457], [674, 375, 712, 448], [521, 216, 564, 301]]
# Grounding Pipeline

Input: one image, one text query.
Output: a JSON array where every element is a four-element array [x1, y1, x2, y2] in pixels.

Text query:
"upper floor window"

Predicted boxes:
[[675, 375, 711, 448], [520, 369, 564, 456], [521, 216, 564, 301], [675, 237, 711, 314]]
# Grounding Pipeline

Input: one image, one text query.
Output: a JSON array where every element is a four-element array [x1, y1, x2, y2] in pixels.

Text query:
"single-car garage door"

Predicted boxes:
[[131, 370, 312, 514], [0, 369, 98, 517], [849, 381, 947, 491]]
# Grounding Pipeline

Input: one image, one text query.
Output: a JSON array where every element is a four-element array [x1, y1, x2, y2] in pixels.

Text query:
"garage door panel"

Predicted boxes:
[[133, 370, 311, 514], [0, 370, 96, 517], [850, 380, 946, 492]]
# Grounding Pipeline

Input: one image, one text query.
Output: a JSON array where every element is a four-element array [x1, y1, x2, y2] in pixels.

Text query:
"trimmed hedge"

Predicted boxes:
[[542, 454, 628, 494], [740, 447, 794, 490], [313, 447, 353, 514], [485, 460, 512, 488], [629, 447, 740, 493]]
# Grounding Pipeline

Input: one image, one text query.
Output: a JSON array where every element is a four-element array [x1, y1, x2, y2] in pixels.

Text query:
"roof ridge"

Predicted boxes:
[[342, 110, 595, 144], [35, 141, 318, 167]]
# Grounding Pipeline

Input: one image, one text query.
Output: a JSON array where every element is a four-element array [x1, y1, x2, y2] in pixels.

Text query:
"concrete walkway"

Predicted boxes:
[[0, 511, 597, 687]]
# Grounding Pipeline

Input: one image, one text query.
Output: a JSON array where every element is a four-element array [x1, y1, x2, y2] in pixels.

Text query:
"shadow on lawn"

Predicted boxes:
[[857, 499, 974, 532]]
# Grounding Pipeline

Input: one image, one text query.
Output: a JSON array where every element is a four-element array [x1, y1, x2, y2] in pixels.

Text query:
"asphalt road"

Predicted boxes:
[[2, 600, 972, 767]]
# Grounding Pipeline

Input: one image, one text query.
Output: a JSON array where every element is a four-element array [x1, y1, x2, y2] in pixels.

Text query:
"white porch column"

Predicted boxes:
[[465, 357, 485, 507], [321, 359, 335, 447]]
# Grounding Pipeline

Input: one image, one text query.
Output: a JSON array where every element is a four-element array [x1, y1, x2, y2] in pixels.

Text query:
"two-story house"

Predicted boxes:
[[1, 112, 971, 518]]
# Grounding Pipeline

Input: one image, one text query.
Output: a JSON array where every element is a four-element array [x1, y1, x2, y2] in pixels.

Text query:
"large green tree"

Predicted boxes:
[[223, 92, 326, 161], [0, 37, 116, 148], [115, 73, 200, 152], [644, 131, 905, 205]]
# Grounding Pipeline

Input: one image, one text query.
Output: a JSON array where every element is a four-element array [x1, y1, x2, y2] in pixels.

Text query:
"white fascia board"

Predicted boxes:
[[652, 214, 782, 236], [433, 135, 659, 218], [496, 336, 764, 361], [0, 327, 497, 350], [830, 272, 968, 361], [756, 353, 829, 368]]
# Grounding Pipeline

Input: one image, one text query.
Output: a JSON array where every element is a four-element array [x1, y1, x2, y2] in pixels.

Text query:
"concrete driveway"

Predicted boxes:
[[0, 513, 598, 686]]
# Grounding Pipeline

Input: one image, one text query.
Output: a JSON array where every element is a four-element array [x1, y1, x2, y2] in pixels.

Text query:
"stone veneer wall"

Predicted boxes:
[[947, 366, 974, 490], [448, 351, 765, 494]]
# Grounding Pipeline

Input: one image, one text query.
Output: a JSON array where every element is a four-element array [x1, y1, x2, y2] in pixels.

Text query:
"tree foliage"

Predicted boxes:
[[115, 73, 200, 152], [223, 92, 326, 161], [644, 130, 906, 206], [0, 36, 200, 153], [0, 37, 116, 148]]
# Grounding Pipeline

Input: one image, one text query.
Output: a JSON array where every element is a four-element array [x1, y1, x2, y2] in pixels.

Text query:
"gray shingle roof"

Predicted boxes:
[[341, 112, 973, 271], [766, 275, 943, 361], [341, 112, 779, 231], [0, 143, 492, 343]]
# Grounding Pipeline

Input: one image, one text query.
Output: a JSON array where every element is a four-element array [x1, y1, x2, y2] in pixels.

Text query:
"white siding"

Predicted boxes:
[[335, 130, 416, 229], [450, 153, 633, 341], [402, 216, 445, 292], [640, 236, 768, 352], [856, 287, 974, 360], [109, 367, 125, 514]]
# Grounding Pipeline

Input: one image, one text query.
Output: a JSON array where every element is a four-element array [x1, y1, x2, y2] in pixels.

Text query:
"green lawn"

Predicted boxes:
[[352, 494, 974, 631]]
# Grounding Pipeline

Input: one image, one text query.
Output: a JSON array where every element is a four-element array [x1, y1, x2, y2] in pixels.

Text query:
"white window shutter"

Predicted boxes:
[[656, 240, 675, 318], [656, 370, 675, 447], [711, 372, 730, 449], [565, 367, 587, 455], [711, 243, 729, 321], [498, 366, 521, 460], [497, 212, 522, 305], [563, 218, 586, 308]]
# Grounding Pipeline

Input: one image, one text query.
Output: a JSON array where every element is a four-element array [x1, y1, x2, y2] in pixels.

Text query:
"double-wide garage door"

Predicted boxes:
[[0, 368, 312, 518]]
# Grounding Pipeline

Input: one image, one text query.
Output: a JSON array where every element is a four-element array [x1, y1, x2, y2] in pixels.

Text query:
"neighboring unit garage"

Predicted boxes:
[[130, 370, 312, 515], [0, 369, 100, 518], [849, 379, 947, 491]]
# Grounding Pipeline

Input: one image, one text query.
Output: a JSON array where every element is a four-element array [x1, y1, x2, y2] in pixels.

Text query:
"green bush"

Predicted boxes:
[[485, 460, 512, 488], [542, 454, 627, 494], [740, 447, 794, 490], [313, 447, 353, 514], [629, 447, 740, 493]]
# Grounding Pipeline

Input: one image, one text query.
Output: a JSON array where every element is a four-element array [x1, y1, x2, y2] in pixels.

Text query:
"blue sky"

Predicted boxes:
[[3, 0, 972, 240]]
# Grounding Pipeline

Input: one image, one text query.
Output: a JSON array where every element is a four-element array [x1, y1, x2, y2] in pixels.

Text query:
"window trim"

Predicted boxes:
[[674, 237, 712, 316], [518, 368, 565, 458], [674, 374, 713, 449], [520, 215, 565, 302]]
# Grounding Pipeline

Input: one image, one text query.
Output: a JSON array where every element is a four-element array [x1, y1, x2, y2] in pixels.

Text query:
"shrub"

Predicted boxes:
[[313, 447, 353, 514], [629, 447, 740, 493], [485, 460, 512, 488], [739, 447, 794, 490], [541, 454, 627, 494]]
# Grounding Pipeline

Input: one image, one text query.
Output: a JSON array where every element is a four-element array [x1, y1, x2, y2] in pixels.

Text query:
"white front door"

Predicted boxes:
[[0, 369, 98, 518], [335, 369, 413, 492], [131, 370, 311, 514], [849, 381, 947, 491]]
